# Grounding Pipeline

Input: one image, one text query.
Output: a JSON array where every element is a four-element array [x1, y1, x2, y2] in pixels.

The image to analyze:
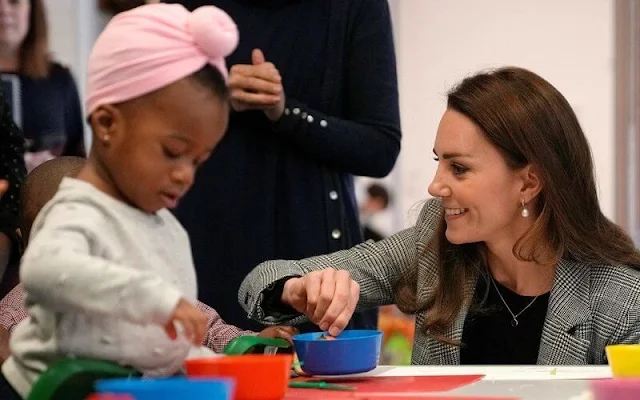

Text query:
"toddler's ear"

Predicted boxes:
[[90, 105, 123, 146]]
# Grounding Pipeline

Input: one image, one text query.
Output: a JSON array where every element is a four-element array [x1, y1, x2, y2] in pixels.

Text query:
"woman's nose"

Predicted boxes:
[[428, 168, 451, 198]]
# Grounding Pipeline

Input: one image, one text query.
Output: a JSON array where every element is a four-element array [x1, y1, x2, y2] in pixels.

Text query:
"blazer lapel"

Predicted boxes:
[[538, 259, 593, 364]]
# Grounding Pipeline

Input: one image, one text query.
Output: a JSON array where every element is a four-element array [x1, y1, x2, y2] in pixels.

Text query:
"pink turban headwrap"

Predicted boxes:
[[85, 3, 239, 117]]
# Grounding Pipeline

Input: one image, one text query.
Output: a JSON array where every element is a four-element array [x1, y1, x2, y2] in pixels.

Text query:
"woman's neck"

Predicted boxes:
[[484, 238, 555, 296]]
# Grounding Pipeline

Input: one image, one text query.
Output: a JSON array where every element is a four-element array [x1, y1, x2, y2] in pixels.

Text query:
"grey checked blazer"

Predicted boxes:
[[239, 199, 640, 365]]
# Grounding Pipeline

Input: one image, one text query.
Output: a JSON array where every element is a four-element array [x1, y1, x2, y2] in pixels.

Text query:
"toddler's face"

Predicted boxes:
[[96, 77, 229, 213]]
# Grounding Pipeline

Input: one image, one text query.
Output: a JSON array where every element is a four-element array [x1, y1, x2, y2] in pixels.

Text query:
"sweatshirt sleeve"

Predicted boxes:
[[21, 201, 182, 326]]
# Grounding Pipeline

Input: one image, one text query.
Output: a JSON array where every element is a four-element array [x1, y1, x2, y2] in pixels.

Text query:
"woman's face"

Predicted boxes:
[[428, 108, 533, 246], [0, 0, 29, 52]]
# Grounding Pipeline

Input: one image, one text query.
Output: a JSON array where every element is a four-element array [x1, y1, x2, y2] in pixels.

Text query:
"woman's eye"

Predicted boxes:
[[452, 163, 468, 175]]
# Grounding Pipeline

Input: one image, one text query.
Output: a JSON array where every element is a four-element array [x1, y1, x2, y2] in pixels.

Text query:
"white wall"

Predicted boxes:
[[45, 0, 107, 91], [393, 0, 615, 227]]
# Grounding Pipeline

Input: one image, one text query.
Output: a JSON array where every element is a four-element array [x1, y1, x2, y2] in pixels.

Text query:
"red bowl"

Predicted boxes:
[[185, 355, 292, 400]]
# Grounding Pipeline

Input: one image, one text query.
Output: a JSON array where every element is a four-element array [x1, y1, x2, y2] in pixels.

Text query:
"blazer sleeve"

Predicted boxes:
[[239, 199, 443, 326]]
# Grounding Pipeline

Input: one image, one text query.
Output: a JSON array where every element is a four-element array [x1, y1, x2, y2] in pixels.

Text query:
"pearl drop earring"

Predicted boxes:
[[521, 199, 529, 218]]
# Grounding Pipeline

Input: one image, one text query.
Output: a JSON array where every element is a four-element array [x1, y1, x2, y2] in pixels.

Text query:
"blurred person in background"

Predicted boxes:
[[0, 0, 85, 172], [359, 182, 391, 242], [0, 89, 25, 298]]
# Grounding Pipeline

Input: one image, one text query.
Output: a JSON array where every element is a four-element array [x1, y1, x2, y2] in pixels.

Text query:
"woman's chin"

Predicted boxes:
[[444, 229, 473, 245]]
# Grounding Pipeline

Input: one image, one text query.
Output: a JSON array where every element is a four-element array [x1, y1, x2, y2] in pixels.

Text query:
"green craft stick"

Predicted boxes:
[[289, 381, 355, 391]]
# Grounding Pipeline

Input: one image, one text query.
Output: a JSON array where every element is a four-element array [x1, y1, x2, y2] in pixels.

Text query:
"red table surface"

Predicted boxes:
[[284, 374, 516, 399]]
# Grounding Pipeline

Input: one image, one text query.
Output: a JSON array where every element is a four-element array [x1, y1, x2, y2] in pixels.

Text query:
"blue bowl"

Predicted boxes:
[[95, 377, 234, 400], [293, 329, 382, 375]]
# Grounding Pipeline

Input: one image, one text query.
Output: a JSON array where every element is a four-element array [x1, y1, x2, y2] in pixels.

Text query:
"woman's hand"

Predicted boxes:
[[281, 268, 359, 336]]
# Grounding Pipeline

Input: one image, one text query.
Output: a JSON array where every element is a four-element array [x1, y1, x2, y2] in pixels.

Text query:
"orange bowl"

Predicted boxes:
[[185, 355, 292, 400]]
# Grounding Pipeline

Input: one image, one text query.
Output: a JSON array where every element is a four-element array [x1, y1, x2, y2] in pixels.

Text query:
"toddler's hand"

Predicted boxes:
[[257, 325, 299, 345], [165, 298, 208, 345]]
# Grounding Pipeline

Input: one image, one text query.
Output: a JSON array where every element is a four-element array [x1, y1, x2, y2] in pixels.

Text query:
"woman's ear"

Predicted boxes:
[[519, 164, 543, 203]]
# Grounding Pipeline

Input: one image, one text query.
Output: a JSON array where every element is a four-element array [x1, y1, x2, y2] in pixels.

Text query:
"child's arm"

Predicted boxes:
[[0, 283, 27, 332], [21, 202, 182, 327], [196, 301, 299, 353], [196, 301, 256, 353]]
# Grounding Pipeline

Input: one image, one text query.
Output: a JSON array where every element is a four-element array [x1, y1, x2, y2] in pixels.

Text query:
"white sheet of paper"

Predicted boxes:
[[317, 365, 612, 381]]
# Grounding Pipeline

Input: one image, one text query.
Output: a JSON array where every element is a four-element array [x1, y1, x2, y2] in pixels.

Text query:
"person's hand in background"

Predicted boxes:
[[0, 180, 7, 199], [228, 49, 285, 121]]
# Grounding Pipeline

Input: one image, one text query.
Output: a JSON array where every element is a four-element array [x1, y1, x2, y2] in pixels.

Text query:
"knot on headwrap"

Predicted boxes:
[[85, 3, 239, 117]]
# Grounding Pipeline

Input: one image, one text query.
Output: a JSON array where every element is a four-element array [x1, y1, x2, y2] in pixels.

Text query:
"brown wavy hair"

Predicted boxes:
[[395, 67, 640, 343], [20, 0, 50, 78]]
